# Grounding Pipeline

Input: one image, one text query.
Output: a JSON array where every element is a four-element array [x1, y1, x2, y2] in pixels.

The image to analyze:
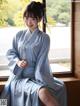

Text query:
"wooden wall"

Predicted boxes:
[[63, 78, 80, 106], [75, 1, 80, 78]]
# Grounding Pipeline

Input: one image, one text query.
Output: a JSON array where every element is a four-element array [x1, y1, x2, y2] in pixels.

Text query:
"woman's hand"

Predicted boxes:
[[17, 60, 28, 68]]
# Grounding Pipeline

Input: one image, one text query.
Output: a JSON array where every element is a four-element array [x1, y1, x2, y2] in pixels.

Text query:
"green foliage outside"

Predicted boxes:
[[46, 0, 71, 26], [0, 0, 71, 27], [0, 0, 8, 26], [47, 16, 56, 26], [0, 0, 30, 27]]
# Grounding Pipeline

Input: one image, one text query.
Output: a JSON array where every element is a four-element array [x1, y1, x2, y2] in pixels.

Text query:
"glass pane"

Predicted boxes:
[[0, 0, 26, 67], [0, 0, 42, 71], [46, 0, 71, 72]]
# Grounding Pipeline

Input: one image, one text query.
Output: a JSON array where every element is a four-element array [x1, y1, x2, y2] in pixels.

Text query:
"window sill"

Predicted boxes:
[[0, 77, 80, 84], [0, 76, 80, 85], [59, 77, 80, 82], [0, 70, 10, 78]]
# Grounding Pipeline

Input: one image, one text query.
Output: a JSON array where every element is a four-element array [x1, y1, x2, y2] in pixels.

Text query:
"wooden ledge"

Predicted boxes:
[[0, 81, 6, 92], [59, 77, 80, 82], [0, 77, 80, 92], [0, 81, 6, 85], [0, 77, 80, 85]]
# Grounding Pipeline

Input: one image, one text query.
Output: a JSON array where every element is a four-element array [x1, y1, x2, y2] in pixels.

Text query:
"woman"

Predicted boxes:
[[0, 1, 67, 106]]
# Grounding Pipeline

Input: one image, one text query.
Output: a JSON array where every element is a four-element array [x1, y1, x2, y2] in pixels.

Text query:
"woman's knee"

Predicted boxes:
[[38, 87, 51, 102], [38, 88, 59, 106], [38, 88, 53, 104]]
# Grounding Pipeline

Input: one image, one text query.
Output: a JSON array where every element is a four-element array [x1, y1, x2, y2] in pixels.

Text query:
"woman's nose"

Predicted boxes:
[[27, 18, 32, 24]]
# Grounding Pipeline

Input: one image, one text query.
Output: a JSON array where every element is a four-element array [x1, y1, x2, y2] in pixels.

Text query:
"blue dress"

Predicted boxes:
[[0, 28, 67, 106]]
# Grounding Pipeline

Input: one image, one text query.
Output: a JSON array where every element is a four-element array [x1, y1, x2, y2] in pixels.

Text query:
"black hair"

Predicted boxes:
[[23, 1, 44, 21]]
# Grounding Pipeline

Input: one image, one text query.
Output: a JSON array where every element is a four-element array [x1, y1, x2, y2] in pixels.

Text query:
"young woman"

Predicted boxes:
[[0, 1, 67, 106]]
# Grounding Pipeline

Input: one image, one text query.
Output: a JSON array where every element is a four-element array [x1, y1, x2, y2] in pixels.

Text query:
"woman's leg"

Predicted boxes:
[[38, 88, 59, 106]]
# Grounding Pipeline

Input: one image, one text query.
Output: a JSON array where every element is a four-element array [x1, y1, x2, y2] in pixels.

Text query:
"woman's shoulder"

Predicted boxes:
[[14, 29, 27, 41], [39, 30, 50, 42], [16, 29, 26, 38]]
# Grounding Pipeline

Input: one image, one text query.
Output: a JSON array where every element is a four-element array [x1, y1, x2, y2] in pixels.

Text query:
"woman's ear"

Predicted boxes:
[[23, 17, 26, 22], [23, 17, 27, 26]]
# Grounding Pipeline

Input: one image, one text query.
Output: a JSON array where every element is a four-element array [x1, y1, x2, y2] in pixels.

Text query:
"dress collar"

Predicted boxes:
[[23, 27, 39, 45], [28, 27, 39, 35]]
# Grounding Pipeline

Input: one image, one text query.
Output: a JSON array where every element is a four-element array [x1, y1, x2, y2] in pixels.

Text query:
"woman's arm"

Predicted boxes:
[[6, 31, 23, 75], [35, 34, 50, 82]]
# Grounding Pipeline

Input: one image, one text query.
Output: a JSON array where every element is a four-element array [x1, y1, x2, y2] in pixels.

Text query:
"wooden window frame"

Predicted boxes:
[[0, 0, 75, 81]]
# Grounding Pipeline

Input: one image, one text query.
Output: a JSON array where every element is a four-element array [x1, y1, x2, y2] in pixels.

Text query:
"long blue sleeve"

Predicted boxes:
[[6, 31, 23, 75], [35, 34, 52, 84]]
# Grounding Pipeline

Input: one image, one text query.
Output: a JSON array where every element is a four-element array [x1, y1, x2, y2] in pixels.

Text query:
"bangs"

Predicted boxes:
[[23, 6, 38, 19], [26, 12, 37, 19]]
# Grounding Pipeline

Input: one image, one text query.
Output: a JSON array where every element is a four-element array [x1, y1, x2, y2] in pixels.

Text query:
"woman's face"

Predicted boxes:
[[24, 17, 38, 32]]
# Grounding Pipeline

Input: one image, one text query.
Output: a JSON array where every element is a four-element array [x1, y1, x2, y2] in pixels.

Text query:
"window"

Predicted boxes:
[[46, 0, 72, 75], [0, 0, 74, 78]]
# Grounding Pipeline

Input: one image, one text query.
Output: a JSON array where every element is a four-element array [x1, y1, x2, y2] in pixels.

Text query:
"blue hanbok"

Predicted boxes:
[[0, 28, 67, 106]]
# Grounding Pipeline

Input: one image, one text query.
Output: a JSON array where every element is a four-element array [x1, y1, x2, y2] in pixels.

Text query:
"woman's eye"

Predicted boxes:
[[32, 18, 36, 20]]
